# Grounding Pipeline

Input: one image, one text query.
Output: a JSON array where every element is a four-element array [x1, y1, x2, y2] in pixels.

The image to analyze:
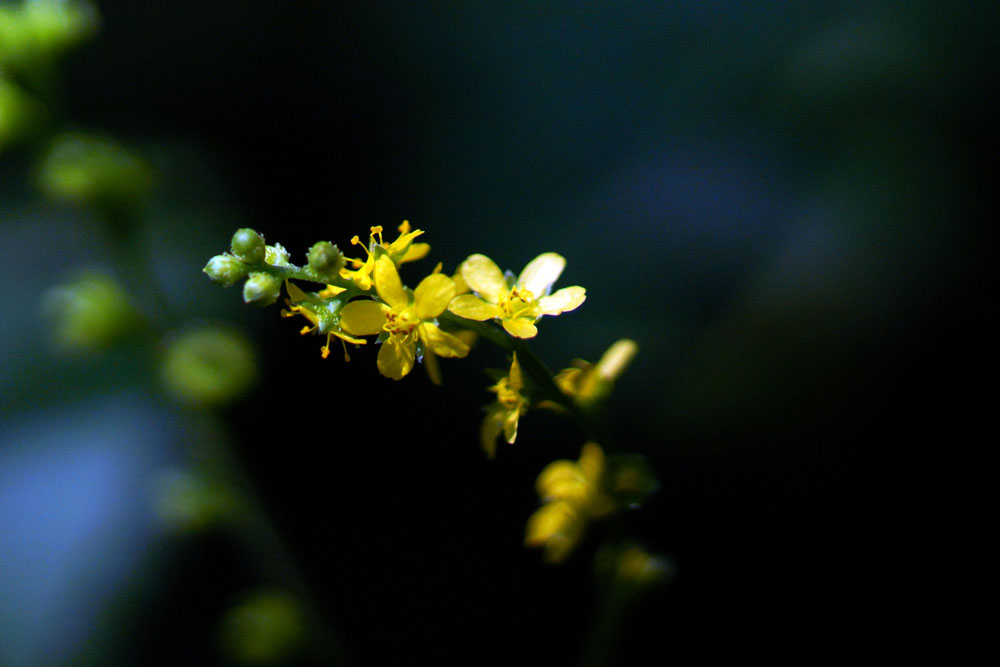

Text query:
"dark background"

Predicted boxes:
[[2, 1, 995, 664]]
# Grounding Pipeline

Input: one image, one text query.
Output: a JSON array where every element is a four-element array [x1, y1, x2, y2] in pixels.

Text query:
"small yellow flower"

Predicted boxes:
[[480, 353, 529, 458], [554, 338, 638, 406], [339, 221, 430, 290], [340, 255, 469, 380], [525, 442, 614, 563], [448, 252, 586, 338], [280, 281, 365, 361]]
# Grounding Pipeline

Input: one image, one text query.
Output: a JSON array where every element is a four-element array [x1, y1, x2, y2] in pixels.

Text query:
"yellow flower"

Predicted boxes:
[[340, 255, 470, 380], [525, 442, 614, 563], [339, 221, 430, 290], [448, 252, 586, 338], [554, 338, 638, 406], [280, 281, 366, 361], [480, 353, 529, 458]]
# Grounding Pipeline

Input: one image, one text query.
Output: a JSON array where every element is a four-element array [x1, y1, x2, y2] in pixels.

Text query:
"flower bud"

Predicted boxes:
[[161, 325, 257, 406], [35, 132, 153, 211], [43, 270, 139, 353], [220, 590, 306, 665], [307, 241, 343, 280], [203, 254, 248, 287], [242, 272, 282, 306], [230, 228, 265, 264], [0, 79, 41, 150]]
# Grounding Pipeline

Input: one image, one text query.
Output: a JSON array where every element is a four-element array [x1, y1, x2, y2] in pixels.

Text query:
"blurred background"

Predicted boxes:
[[1, 1, 994, 664]]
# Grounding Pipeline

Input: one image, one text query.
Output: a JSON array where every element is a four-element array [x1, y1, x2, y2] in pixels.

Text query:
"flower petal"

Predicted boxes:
[[518, 252, 565, 296], [508, 353, 524, 392], [460, 254, 507, 302], [285, 280, 310, 303], [524, 501, 583, 562], [377, 335, 415, 380], [480, 407, 504, 459], [387, 228, 424, 256], [419, 323, 470, 358], [502, 318, 538, 338], [578, 442, 605, 485], [538, 286, 586, 316], [502, 408, 520, 444], [339, 299, 389, 336], [400, 242, 430, 263], [448, 294, 500, 321], [374, 255, 408, 308], [414, 273, 456, 320]]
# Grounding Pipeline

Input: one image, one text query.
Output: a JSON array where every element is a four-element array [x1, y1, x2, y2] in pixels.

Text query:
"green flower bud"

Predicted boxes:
[[220, 590, 306, 665], [0, 78, 42, 151], [154, 468, 241, 532], [35, 132, 154, 212], [242, 271, 282, 306], [0, 0, 98, 70], [43, 270, 139, 353], [161, 325, 257, 407], [264, 242, 292, 268], [203, 254, 248, 287], [307, 241, 343, 279], [230, 228, 265, 264]]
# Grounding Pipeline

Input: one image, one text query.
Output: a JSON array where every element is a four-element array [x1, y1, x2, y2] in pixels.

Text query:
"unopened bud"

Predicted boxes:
[[230, 228, 265, 264], [242, 272, 282, 306], [307, 241, 343, 279], [203, 254, 247, 287]]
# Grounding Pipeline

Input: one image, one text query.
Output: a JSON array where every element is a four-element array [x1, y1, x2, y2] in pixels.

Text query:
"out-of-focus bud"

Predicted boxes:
[[220, 590, 306, 666], [230, 228, 265, 264], [36, 132, 154, 212], [306, 241, 343, 280], [0, 78, 42, 150], [595, 542, 673, 592], [153, 468, 240, 532], [203, 254, 248, 287], [43, 270, 139, 353], [607, 453, 659, 509], [242, 272, 282, 306], [160, 325, 257, 407], [0, 0, 99, 70]]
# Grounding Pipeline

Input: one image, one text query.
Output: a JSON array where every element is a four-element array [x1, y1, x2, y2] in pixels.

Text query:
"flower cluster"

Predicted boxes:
[[205, 222, 586, 384], [205, 222, 660, 569]]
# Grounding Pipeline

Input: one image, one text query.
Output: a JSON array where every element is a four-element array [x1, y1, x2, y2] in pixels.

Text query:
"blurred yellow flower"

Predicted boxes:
[[525, 442, 614, 563], [555, 338, 638, 406], [340, 255, 469, 380], [480, 353, 529, 458], [448, 252, 585, 338]]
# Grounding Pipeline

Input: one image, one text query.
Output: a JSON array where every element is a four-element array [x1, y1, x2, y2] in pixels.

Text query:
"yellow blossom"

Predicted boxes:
[[448, 252, 586, 338], [525, 442, 614, 563], [280, 281, 365, 361], [339, 255, 469, 381], [480, 353, 529, 458], [339, 221, 430, 290]]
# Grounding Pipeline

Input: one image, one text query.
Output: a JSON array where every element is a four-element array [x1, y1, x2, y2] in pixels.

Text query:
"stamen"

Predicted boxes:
[[370, 225, 384, 245], [398, 220, 411, 234]]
